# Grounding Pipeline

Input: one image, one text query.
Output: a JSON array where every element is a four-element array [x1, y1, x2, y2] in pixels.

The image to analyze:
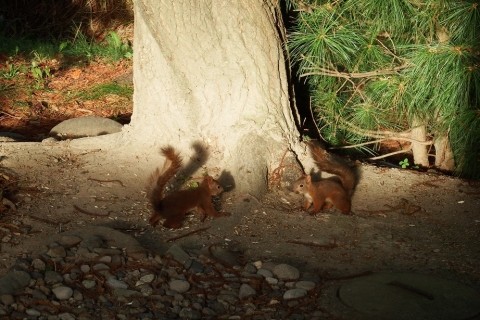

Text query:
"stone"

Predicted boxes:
[[31, 258, 46, 271], [52, 286, 74, 300], [166, 244, 192, 268], [169, 279, 191, 293], [272, 264, 300, 280], [46, 245, 67, 258], [283, 288, 307, 300], [0, 294, 14, 305], [179, 307, 202, 319], [45, 271, 63, 285], [295, 280, 316, 291], [58, 235, 83, 248], [26, 308, 41, 316], [139, 274, 155, 284], [0, 270, 31, 295], [49, 116, 123, 140], [257, 268, 273, 278], [338, 272, 480, 320], [239, 284, 256, 299], [106, 278, 129, 289], [82, 280, 96, 289]]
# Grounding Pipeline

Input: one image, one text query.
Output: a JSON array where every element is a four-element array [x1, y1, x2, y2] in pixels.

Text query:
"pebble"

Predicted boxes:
[[273, 263, 300, 280], [283, 288, 307, 300], [106, 278, 129, 289], [169, 279, 191, 293], [239, 283, 256, 299], [0, 227, 327, 319], [52, 286, 74, 300]]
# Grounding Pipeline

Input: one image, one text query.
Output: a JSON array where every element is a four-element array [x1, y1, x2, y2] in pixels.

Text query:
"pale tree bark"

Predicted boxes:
[[434, 135, 455, 172], [76, 0, 304, 193], [410, 117, 429, 167]]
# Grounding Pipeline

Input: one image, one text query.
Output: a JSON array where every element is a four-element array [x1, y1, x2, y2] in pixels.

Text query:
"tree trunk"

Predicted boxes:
[[410, 117, 429, 168], [74, 0, 303, 194], [434, 134, 455, 172]]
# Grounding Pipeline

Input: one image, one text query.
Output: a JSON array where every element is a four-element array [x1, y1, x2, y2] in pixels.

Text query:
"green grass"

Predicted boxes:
[[74, 82, 133, 101], [0, 31, 132, 62]]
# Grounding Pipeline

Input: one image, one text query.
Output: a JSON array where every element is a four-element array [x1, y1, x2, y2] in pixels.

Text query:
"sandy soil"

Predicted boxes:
[[1, 140, 479, 297]]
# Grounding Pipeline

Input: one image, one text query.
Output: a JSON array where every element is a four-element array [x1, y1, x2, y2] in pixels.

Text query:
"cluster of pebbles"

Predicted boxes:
[[0, 227, 328, 320]]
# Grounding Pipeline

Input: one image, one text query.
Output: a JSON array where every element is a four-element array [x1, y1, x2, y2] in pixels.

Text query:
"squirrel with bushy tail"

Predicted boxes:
[[292, 140, 357, 215]]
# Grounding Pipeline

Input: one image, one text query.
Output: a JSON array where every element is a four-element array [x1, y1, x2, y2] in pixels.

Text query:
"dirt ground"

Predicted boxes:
[[1, 139, 479, 298]]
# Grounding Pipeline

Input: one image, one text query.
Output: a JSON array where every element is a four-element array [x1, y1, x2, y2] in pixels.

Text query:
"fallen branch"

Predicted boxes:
[[166, 226, 211, 242], [87, 178, 125, 187], [73, 204, 109, 217], [287, 239, 338, 249], [29, 215, 70, 226]]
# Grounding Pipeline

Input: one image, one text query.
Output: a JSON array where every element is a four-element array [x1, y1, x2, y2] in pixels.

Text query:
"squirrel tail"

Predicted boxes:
[[306, 140, 356, 196], [148, 146, 183, 209]]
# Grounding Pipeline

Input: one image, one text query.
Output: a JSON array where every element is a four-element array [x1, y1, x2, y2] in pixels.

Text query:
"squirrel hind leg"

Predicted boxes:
[[331, 196, 351, 215]]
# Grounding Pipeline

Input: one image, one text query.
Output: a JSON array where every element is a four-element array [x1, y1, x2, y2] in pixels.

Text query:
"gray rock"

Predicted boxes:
[[82, 280, 96, 289], [46, 245, 67, 258], [339, 272, 480, 320], [26, 308, 41, 316], [239, 284, 256, 299], [45, 271, 64, 285], [139, 274, 155, 284], [0, 294, 14, 305], [31, 258, 46, 271], [257, 268, 273, 278], [283, 288, 307, 300], [169, 279, 191, 293], [58, 235, 83, 248], [52, 286, 74, 300], [166, 244, 192, 268], [273, 263, 300, 280], [266, 277, 279, 285], [295, 280, 316, 291], [106, 278, 129, 289], [49, 116, 123, 140], [179, 307, 202, 319], [58, 312, 76, 320], [92, 263, 110, 271]]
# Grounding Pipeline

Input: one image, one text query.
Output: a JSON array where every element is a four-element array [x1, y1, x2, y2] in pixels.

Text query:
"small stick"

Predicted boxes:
[[73, 205, 109, 217], [287, 239, 338, 249], [29, 215, 70, 226], [166, 226, 211, 242], [87, 178, 125, 187]]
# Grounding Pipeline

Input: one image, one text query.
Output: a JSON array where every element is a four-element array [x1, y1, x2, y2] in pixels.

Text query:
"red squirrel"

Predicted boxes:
[[292, 141, 356, 215], [148, 146, 227, 229]]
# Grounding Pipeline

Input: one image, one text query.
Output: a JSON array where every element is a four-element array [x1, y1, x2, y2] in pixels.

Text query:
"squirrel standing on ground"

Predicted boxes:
[[292, 140, 356, 215], [148, 146, 227, 229]]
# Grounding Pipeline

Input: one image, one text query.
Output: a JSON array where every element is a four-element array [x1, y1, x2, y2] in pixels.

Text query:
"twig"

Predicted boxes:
[[166, 226, 211, 242], [29, 215, 70, 226], [368, 147, 412, 161], [87, 178, 125, 187], [0, 110, 22, 119], [301, 64, 409, 79], [287, 239, 338, 249], [73, 204, 109, 217]]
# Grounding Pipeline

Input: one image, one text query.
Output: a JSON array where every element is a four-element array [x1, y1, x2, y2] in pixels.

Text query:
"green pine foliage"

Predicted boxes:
[[288, 0, 480, 178]]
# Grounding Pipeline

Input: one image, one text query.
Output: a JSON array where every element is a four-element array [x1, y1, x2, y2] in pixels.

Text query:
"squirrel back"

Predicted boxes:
[[306, 140, 356, 197]]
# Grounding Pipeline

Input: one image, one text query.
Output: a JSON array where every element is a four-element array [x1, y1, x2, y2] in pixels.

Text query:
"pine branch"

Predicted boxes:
[[369, 148, 412, 161], [300, 64, 410, 79]]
